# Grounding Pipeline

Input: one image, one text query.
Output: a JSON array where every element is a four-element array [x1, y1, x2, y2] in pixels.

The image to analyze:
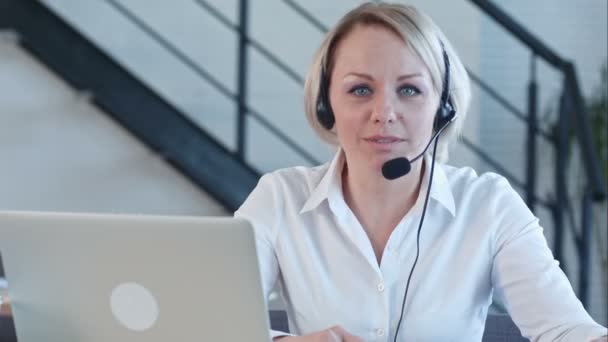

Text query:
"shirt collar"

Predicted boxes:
[[300, 150, 344, 214], [300, 150, 456, 218]]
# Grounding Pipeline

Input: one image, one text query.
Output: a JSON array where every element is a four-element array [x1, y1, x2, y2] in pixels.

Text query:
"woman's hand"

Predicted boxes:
[[590, 336, 607, 342], [274, 326, 364, 342]]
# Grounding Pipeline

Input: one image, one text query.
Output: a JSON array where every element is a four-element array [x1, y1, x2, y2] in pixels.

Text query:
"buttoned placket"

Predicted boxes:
[[382, 213, 425, 341], [329, 193, 395, 342], [323, 154, 443, 342]]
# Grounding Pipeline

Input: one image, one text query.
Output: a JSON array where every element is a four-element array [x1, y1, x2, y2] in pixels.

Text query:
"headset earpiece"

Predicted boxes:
[[433, 98, 456, 132], [316, 67, 335, 130], [433, 44, 457, 132]]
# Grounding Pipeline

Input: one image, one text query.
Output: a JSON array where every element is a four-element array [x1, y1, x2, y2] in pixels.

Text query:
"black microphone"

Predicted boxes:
[[381, 111, 457, 180], [381, 128, 444, 180], [382, 157, 412, 180]]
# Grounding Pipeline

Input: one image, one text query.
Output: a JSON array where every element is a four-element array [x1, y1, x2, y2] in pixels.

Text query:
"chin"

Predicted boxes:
[[368, 154, 396, 172]]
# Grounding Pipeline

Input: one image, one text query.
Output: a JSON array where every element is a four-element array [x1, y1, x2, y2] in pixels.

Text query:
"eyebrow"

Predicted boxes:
[[343, 72, 424, 81]]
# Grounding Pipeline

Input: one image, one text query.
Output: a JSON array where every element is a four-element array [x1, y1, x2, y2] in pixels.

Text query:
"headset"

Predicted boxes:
[[315, 42, 456, 135]]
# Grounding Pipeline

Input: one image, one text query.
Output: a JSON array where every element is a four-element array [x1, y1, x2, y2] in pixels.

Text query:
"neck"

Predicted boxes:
[[342, 155, 426, 235]]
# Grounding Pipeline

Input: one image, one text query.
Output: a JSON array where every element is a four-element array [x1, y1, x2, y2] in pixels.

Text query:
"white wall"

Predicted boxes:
[[0, 35, 226, 216]]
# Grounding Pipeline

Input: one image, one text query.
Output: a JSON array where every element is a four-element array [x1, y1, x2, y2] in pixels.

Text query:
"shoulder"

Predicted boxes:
[[441, 163, 536, 231], [265, 163, 330, 192], [255, 162, 330, 200], [442, 164, 512, 199], [235, 162, 330, 216], [234, 162, 331, 243]]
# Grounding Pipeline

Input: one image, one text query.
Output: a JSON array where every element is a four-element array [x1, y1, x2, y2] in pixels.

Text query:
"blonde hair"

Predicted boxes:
[[303, 2, 471, 162]]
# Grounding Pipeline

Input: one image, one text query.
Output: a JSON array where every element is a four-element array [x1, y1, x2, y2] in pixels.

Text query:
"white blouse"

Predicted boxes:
[[234, 150, 606, 341]]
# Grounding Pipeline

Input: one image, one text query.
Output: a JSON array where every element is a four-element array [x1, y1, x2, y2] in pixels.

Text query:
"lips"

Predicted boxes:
[[364, 135, 404, 144]]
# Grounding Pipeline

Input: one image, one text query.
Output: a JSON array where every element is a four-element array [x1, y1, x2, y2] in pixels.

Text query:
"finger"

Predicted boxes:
[[327, 326, 363, 342], [327, 326, 344, 342], [327, 327, 342, 342]]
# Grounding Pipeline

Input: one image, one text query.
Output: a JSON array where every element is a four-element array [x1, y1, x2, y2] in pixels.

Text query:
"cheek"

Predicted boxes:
[[332, 101, 371, 139], [334, 110, 365, 145], [398, 99, 436, 131]]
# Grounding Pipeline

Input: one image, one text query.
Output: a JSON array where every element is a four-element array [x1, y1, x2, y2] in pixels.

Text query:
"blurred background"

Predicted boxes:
[[0, 0, 606, 327]]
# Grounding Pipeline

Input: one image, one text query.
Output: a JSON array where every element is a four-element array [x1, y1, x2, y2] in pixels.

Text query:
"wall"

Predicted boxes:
[[0, 35, 226, 216]]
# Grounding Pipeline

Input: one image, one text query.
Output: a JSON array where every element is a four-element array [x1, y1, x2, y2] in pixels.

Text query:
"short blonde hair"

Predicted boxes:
[[303, 2, 471, 162]]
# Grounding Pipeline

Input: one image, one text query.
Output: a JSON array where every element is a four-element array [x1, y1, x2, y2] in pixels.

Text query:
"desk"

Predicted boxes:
[[0, 313, 16, 342], [0, 306, 530, 342]]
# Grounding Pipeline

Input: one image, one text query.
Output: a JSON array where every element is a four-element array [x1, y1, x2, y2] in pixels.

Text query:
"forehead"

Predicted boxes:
[[331, 24, 429, 77]]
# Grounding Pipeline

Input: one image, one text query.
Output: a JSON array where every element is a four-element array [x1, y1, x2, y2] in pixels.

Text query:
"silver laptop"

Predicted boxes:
[[0, 211, 272, 342]]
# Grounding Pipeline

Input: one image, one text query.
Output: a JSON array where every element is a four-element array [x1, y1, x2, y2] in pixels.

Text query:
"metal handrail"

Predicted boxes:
[[467, 69, 553, 142], [460, 137, 553, 209], [193, 0, 304, 85], [105, 0, 320, 166], [282, 0, 328, 33], [468, 0, 565, 69], [467, 0, 606, 201]]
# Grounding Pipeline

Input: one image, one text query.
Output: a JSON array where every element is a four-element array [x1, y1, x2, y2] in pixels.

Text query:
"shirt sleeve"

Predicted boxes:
[[489, 176, 607, 341], [234, 174, 294, 340]]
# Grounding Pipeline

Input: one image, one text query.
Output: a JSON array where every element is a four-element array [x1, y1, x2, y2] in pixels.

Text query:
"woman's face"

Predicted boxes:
[[329, 24, 440, 174]]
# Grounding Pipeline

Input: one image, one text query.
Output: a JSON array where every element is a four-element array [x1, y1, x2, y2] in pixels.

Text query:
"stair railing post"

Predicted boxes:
[[236, 0, 249, 161]]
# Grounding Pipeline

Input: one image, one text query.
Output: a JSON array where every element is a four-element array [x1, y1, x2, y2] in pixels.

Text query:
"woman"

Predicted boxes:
[[235, 2, 607, 341]]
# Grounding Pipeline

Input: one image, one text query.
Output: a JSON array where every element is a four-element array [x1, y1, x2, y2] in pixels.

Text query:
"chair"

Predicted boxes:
[[0, 315, 17, 342], [268, 311, 529, 341]]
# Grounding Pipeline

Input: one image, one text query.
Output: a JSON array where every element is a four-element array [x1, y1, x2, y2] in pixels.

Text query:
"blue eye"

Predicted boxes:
[[349, 85, 372, 97], [398, 85, 420, 97]]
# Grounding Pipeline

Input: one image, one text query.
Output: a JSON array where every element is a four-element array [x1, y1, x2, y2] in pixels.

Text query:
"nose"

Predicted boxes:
[[371, 91, 398, 125]]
